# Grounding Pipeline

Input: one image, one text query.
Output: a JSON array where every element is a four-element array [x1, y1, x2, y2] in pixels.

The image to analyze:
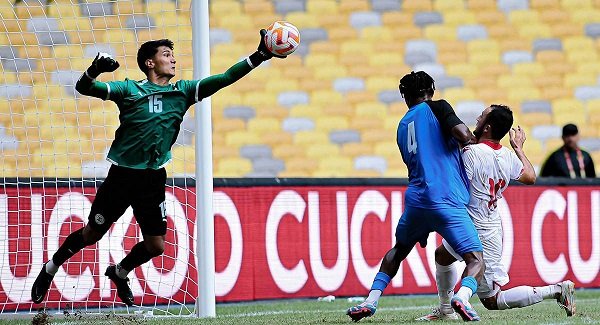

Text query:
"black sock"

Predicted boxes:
[[119, 242, 154, 272], [51, 228, 86, 266]]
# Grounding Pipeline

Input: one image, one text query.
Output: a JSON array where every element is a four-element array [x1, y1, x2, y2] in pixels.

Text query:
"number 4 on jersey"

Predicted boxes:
[[407, 121, 417, 154]]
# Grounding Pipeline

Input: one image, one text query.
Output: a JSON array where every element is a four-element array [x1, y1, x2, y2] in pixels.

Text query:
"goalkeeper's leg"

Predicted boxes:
[[31, 225, 106, 304], [32, 166, 130, 304]]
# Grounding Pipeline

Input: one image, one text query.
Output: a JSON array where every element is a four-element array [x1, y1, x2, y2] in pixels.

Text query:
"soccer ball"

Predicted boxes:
[[264, 21, 301, 57]]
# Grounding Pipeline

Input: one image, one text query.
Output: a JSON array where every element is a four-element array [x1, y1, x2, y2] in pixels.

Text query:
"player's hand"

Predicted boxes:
[[257, 29, 286, 60], [510, 125, 526, 150], [87, 52, 120, 78]]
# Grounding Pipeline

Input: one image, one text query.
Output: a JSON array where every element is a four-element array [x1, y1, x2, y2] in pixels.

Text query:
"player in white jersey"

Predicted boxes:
[[417, 105, 575, 322]]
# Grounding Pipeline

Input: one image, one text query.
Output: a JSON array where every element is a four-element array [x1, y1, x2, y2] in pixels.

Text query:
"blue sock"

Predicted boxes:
[[461, 276, 478, 296], [370, 272, 391, 292]]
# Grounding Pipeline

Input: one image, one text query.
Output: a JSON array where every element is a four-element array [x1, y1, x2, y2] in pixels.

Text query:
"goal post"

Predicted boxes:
[[191, 0, 216, 318], [0, 0, 211, 317]]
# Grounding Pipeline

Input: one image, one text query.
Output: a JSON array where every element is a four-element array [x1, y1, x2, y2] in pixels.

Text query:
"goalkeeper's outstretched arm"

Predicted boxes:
[[75, 53, 120, 99], [196, 29, 285, 101]]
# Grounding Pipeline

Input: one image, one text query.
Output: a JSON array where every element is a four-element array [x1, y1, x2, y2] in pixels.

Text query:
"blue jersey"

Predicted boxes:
[[397, 100, 469, 209]]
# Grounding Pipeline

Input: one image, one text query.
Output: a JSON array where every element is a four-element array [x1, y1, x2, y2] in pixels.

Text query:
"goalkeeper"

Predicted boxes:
[[31, 31, 283, 306]]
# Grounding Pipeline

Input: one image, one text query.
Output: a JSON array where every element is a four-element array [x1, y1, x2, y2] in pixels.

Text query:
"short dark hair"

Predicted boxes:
[[486, 104, 513, 141], [399, 71, 435, 100], [137, 39, 174, 75], [562, 123, 578, 137]]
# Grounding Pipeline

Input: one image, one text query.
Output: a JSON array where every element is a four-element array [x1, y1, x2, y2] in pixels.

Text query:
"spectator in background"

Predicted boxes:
[[541, 124, 596, 178]]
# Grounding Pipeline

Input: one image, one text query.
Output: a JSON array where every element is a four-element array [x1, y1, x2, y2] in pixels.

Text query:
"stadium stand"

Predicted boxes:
[[1, 0, 600, 177]]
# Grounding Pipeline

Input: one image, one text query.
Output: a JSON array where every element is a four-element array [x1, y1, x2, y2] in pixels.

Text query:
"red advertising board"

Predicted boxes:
[[0, 183, 599, 311]]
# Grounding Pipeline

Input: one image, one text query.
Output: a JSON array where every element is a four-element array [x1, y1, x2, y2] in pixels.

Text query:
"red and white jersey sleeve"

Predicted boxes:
[[461, 143, 523, 228]]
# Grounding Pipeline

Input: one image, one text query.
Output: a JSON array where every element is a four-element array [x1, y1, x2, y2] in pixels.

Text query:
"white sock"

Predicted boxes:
[[496, 286, 544, 310], [45, 260, 59, 276], [538, 284, 561, 299], [436, 262, 458, 313], [364, 290, 382, 305], [455, 286, 473, 308], [115, 263, 130, 279]]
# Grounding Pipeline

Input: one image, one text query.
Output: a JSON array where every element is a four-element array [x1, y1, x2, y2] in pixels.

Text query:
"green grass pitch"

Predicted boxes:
[[7, 290, 600, 324]]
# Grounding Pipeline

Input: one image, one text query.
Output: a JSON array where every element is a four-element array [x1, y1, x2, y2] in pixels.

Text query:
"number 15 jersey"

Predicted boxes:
[[397, 100, 470, 209], [461, 142, 523, 228]]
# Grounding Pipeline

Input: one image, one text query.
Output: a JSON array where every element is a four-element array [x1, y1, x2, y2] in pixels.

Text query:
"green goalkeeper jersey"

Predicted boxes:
[[76, 60, 253, 169]]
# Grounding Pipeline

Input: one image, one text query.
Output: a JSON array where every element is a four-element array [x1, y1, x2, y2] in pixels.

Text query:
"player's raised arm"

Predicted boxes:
[[75, 53, 120, 99], [429, 100, 476, 146], [510, 125, 536, 185], [195, 29, 285, 101]]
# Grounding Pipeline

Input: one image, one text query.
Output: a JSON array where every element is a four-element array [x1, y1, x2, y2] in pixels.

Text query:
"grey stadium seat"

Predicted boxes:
[[435, 76, 464, 91], [0, 135, 18, 151], [27, 17, 68, 45], [404, 52, 436, 66], [377, 90, 402, 105], [531, 125, 561, 142], [125, 15, 156, 30], [274, 0, 305, 15], [0, 46, 16, 60], [502, 50, 533, 65], [299, 28, 328, 44], [413, 12, 443, 28], [457, 24, 488, 42], [371, 0, 401, 12], [575, 86, 600, 101], [1, 58, 36, 73], [455, 101, 485, 126], [585, 23, 600, 38], [80, 1, 113, 17], [282, 117, 315, 133], [354, 155, 387, 174], [497, 0, 528, 13], [532, 38, 562, 52], [84, 44, 117, 58], [223, 106, 256, 122], [252, 158, 286, 174], [521, 100, 552, 114], [240, 144, 272, 161], [413, 62, 445, 80], [405, 40, 437, 61], [330, 129, 361, 145], [0, 84, 32, 99], [349, 11, 382, 29], [333, 77, 365, 93], [81, 160, 111, 178], [579, 138, 600, 152], [277, 91, 309, 107], [210, 28, 232, 47], [51, 70, 82, 87]]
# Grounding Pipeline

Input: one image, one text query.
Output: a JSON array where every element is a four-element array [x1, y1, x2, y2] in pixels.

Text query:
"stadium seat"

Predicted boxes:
[[341, 142, 374, 157], [315, 116, 349, 131], [349, 11, 382, 29], [354, 155, 387, 174], [372, 0, 401, 12], [329, 129, 361, 145]]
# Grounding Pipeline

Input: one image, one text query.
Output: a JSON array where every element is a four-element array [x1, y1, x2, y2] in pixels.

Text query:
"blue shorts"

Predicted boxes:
[[395, 206, 482, 256]]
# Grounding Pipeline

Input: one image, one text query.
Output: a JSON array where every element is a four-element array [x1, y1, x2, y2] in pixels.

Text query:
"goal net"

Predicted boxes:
[[0, 0, 201, 316]]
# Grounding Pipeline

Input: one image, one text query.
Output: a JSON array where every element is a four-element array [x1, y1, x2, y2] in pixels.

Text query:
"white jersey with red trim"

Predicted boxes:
[[462, 141, 524, 228]]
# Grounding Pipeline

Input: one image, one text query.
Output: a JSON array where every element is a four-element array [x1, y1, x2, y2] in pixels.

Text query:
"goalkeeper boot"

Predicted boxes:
[[415, 307, 459, 321], [105, 265, 134, 306], [31, 263, 54, 304], [451, 296, 480, 322], [556, 280, 575, 316], [346, 301, 377, 322]]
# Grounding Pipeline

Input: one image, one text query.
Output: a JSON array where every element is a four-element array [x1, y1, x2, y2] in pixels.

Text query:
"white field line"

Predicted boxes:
[[220, 305, 428, 318], [219, 297, 600, 319]]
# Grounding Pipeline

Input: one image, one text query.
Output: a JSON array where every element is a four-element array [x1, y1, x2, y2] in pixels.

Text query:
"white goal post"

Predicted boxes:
[[0, 0, 215, 318]]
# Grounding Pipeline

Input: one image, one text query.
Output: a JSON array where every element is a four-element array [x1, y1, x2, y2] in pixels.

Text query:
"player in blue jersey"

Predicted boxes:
[[347, 71, 484, 322]]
